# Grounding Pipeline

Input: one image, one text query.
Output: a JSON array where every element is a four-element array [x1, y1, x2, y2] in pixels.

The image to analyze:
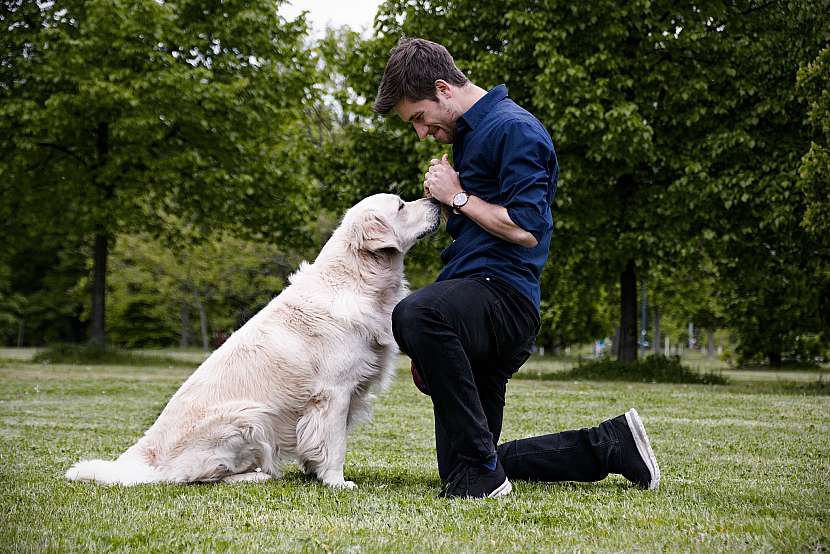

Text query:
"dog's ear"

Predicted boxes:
[[357, 211, 401, 253]]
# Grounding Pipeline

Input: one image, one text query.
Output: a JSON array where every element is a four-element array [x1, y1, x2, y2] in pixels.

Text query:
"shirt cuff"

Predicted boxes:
[[506, 204, 546, 244]]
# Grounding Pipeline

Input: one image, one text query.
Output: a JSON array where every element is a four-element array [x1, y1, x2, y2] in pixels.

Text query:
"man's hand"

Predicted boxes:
[[423, 154, 462, 205], [422, 154, 537, 247]]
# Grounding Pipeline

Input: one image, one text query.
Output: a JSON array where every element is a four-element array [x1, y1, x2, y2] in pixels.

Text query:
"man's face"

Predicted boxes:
[[395, 95, 461, 144]]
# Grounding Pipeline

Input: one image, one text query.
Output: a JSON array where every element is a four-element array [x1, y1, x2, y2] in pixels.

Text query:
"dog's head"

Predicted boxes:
[[345, 193, 441, 255]]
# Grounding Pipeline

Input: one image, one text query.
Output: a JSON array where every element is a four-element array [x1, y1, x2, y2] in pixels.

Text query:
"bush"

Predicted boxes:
[[32, 344, 193, 367], [518, 355, 728, 385]]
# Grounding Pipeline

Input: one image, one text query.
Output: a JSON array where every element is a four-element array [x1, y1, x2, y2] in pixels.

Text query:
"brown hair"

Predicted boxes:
[[373, 38, 468, 115]]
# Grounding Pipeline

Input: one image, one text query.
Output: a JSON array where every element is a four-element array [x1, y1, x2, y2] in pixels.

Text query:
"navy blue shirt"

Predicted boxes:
[[437, 84, 558, 312]]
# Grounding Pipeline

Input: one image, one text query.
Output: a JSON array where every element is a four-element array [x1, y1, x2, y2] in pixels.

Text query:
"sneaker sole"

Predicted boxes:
[[487, 478, 512, 498], [625, 408, 661, 490]]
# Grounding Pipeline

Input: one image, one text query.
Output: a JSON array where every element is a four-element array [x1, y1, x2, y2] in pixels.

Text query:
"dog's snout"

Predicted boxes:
[[414, 198, 441, 240], [421, 197, 441, 217]]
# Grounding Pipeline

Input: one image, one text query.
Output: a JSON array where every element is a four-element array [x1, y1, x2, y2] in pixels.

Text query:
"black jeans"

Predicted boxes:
[[392, 276, 621, 483]]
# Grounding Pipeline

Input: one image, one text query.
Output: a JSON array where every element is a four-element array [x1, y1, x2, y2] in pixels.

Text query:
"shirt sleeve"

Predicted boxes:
[[496, 119, 556, 243]]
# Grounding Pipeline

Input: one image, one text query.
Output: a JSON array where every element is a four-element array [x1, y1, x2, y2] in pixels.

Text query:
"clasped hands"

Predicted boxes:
[[423, 154, 462, 206]]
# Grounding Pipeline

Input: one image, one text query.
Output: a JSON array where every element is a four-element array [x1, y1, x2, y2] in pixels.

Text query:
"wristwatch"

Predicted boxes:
[[452, 191, 470, 210]]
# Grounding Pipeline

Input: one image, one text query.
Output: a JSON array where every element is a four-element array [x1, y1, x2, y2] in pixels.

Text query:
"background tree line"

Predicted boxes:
[[2, 0, 828, 366]]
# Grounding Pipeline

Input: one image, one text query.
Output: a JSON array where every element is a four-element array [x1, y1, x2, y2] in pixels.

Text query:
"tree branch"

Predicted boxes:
[[35, 142, 88, 167]]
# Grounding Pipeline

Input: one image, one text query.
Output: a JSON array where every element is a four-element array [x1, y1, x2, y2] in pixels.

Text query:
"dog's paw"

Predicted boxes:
[[325, 479, 357, 490], [223, 471, 274, 484]]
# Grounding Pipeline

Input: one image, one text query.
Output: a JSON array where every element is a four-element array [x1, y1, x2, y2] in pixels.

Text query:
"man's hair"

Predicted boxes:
[[373, 38, 468, 115]]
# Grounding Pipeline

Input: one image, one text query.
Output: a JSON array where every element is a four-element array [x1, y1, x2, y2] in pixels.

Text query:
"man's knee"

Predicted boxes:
[[392, 291, 438, 351], [392, 295, 419, 350]]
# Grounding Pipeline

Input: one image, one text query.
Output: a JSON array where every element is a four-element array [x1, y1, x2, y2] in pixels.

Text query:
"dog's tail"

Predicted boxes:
[[65, 457, 162, 486]]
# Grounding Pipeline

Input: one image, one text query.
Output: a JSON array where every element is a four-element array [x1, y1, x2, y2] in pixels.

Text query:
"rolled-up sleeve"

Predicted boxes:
[[497, 119, 556, 243]]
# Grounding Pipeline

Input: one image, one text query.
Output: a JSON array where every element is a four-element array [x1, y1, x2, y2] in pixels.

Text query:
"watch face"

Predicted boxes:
[[453, 192, 468, 208]]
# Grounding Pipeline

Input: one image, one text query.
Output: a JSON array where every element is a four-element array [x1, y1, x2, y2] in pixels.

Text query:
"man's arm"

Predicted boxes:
[[454, 195, 538, 247], [424, 155, 538, 248]]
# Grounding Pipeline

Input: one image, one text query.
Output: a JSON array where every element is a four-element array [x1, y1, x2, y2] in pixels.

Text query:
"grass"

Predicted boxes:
[[1, 351, 829, 552]]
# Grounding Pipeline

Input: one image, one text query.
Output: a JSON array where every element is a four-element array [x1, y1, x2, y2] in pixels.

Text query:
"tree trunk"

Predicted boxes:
[[90, 121, 111, 348], [618, 259, 638, 362], [17, 318, 24, 347], [768, 350, 782, 368], [89, 232, 108, 347], [194, 290, 209, 351], [640, 279, 648, 352], [653, 306, 661, 355], [706, 329, 715, 358], [179, 302, 191, 348]]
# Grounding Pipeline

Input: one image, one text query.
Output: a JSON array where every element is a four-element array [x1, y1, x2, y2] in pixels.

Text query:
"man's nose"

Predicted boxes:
[[413, 122, 429, 140]]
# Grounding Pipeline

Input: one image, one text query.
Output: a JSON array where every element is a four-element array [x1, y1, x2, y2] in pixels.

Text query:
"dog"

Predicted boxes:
[[66, 194, 440, 489]]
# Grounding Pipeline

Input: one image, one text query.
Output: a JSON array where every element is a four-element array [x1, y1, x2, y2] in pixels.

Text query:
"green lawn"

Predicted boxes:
[[1, 352, 828, 552]]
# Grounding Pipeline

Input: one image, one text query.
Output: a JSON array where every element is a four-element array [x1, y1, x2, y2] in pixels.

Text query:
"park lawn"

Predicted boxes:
[[0, 356, 828, 553]]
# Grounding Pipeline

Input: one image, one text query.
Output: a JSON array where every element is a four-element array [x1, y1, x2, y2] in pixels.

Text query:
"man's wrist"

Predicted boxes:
[[451, 190, 470, 210]]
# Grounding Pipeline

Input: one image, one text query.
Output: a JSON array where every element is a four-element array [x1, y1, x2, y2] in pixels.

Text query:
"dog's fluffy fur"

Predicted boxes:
[[66, 194, 440, 489]]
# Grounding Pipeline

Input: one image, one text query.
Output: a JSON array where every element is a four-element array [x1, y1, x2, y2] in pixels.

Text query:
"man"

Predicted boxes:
[[375, 38, 660, 498]]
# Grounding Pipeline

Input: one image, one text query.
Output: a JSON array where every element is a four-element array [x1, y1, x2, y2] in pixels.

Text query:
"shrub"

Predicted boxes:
[[32, 344, 193, 367], [517, 355, 728, 384]]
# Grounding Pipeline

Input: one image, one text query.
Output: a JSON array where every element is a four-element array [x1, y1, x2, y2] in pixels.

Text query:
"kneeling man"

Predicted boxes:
[[375, 38, 660, 498]]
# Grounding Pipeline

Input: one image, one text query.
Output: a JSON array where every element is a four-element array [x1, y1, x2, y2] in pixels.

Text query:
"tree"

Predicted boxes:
[[107, 233, 297, 350], [668, 0, 830, 365], [538, 239, 614, 351], [1, 0, 317, 345]]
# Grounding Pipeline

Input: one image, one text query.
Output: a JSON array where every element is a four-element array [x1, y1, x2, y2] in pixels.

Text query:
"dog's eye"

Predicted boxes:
[[398, 202, 405, 211]]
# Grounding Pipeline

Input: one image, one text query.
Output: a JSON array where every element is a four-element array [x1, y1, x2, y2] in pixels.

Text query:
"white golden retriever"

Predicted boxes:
[[66, 194, 440, 489]]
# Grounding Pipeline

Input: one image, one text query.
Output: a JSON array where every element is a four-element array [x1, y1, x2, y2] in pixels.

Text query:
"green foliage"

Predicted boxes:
[[737, 333, 828, 370], [106, 233, 297, 349], [667, 1, 830, 367], [31, 343, 192, 367], [538, 255, 613, 349], [0, 231, 87, 346], [797, 45, 830, 237], [0, 0, 319, 344], [2, 0, 827, 360], [1, 0, 317, 241], [311, 28, 424, 210], [357, 0, 830, 364]]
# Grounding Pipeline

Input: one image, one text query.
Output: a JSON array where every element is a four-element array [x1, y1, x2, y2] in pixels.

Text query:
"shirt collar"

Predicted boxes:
[[459, 84, 508, 131]]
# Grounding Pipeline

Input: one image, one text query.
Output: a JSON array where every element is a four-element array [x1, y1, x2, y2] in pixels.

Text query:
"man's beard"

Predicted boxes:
[[432, 103, 461, 143], [434, 128, 453, 143], [432, 122, 457, 144]]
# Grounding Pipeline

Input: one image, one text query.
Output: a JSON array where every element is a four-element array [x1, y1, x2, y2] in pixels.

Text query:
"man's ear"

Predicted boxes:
[[435, 79, 452, 98], [355, 212, 401, 253]]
